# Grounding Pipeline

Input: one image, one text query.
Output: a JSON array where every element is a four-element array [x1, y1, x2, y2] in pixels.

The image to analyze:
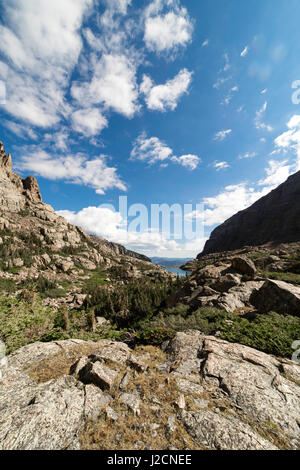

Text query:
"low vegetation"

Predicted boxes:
[[145, 306, 300, 358]]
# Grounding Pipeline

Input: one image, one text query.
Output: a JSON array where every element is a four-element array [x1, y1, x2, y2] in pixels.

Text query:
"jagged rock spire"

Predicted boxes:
[[0, 141, 12, 172], [23, 176, 42, 203]]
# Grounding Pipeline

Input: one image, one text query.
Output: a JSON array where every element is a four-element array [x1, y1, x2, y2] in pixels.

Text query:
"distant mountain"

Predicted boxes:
[[199, 170, 300, 257], [151, 257, 193, 267]]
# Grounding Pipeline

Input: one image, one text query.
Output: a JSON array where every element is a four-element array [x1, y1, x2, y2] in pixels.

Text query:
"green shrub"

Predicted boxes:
[[84, 277, 179, 328], [145, 307, 300, 358], [136, 326, 175, 346]]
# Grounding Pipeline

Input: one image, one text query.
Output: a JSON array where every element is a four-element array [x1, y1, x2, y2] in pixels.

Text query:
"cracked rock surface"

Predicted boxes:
[[0, 334, 299, 450]]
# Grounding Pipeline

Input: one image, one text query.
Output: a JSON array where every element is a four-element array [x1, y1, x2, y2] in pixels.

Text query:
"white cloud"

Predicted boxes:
[[258, 159, 291, 187], [238, 152, 257, 160], [100, 0, 132, 29], [254, 101, 273, 132], [57, 205, 180, 256], [202, 39, 209, 47], [71, 54, 140, 118], [0, 0, 93, 127], [140, 68, 192, 112], [144, 1, 193, 54], [240, 46, 249, 57], [223, 53, 230, 72], [200, 159, 293, 227], [261, 88, 268, 94], [71, 108, 108, 136], [171, 154, 201, 170], [213, 129, 232, 141], [213, 76, 231, 90], [221, 86, 239, 106], [17, 151, 126, 195], [131, 133, 201, 170], [131, 134, 173, 164], [275, 114, 300, 170], [2, 120, 38, 140], [213, 161, 230, 171]]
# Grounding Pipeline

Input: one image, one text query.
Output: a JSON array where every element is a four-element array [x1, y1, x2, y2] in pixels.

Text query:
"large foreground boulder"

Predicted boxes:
[[251, 279, 300, 316], [0, 335, 299, 450]]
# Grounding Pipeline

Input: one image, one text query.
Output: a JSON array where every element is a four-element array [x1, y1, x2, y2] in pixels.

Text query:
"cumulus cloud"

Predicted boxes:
[[140, 68, 192, 111], [17, 151, 126, 195], [144, 0, 193, 54], [0, 0, 92, 127], [71, 108, 108, 136], [58, 204, 207, 257], [71, 54, 140, 118], [131, 134, 173, 164], [213, 129, 232, 141], [57, 205, 180, 255], [171, 154, 200, 170], [130, 133, 201, 170]]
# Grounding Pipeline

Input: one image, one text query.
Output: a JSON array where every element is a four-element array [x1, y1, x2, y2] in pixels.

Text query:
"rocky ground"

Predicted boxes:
[[0, 333, 299, 450], [180, 242, 300, 316]]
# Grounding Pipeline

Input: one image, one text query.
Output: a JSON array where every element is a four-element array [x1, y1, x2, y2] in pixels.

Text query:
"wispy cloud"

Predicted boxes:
[[240, 45, 249, 57], [254, 101, 273, 132], [238, 152, 257, 160], [221, 85, 239, 105], [202, 38, 209, 47], [213, 161, 230, 171], [213, 129, 232, 141]]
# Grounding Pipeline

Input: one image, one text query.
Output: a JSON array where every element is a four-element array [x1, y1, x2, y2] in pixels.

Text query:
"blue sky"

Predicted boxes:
[[1, 0, 300, 257]]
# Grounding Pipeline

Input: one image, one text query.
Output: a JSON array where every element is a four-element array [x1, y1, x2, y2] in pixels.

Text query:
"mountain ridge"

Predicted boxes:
[[199, 170, 300, 257], [0, 140, 150, 263]]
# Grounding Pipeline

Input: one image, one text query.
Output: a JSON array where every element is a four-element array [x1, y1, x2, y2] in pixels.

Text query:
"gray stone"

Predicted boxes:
[[119, 392, 140, 416], [250, 279, 300, 316], [127, 354, 148, 373], [231, 257, 257, 278], [179, 409, 277, 450], [80, 361, 118, 390]]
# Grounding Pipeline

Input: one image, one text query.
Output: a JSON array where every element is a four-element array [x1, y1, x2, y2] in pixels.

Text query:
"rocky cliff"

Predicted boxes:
[[0, 140, 151, 267], [200, 171, 300, 257]]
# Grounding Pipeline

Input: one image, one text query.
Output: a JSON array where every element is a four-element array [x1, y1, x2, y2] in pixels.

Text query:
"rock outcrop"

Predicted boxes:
[[167, 256, 264, 313], [251, 279, 300, 316], [0, 334, 299, 450], [0, 141, 164, 292], [200, 170, 300, 256]]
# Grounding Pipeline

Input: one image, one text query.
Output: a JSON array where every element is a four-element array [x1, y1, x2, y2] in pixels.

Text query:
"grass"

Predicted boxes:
[[82, 269, 108, 292], [24, 343, 105, 384], [79, 346, 205, 450], [262, 271, 300, 285], [0, 295, 125, 354]]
